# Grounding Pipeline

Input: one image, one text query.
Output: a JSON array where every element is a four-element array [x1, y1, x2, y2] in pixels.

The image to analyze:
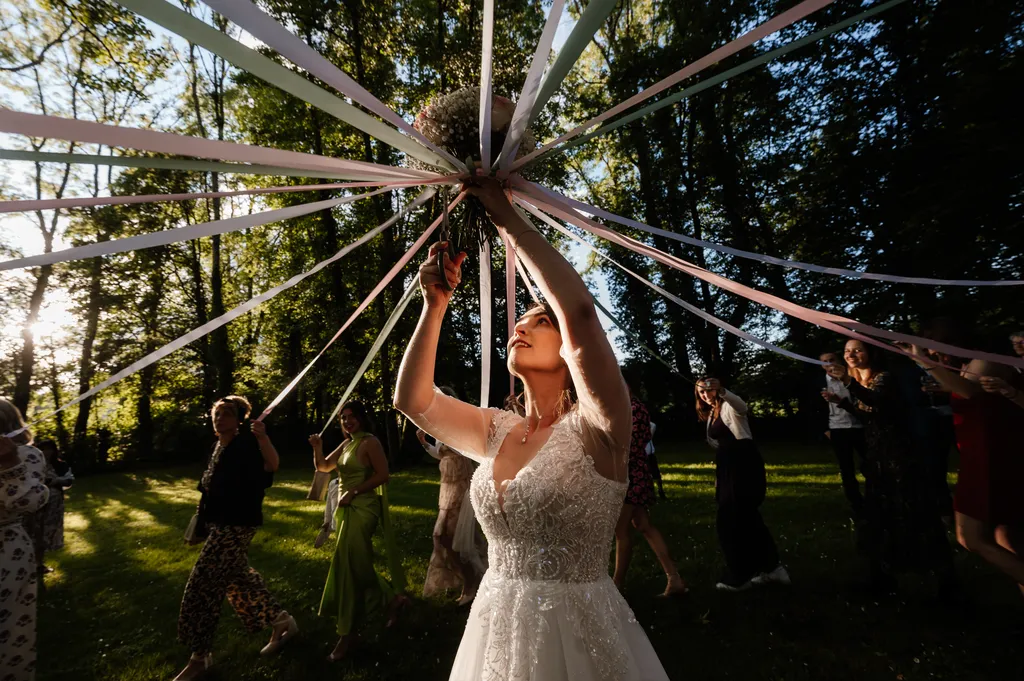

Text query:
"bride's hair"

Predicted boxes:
[[505, 302, 577, 419]]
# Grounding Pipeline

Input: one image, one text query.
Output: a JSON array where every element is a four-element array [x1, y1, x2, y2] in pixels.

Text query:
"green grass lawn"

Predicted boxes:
[[39, 441, 1023, 681]]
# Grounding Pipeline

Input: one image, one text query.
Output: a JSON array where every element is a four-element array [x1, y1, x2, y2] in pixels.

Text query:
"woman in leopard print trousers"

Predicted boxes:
[[174, 397, 297, 681]]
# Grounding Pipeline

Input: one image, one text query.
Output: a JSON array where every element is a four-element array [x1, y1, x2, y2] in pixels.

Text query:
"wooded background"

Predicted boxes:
[[1, 0, 1020, 471]]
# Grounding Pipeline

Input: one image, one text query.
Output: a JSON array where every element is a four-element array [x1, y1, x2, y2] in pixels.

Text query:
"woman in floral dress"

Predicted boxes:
[[0, 398, 50, 681], [613, 392, 686, 596]]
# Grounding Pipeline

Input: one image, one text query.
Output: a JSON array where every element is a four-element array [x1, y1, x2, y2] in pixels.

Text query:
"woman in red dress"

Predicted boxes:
[[904, 327, 1024, 597]]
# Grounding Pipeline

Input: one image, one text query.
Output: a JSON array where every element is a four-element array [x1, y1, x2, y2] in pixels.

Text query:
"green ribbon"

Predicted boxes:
[[530, 0, 619, 127], [113, 0, 454, 171], [537, 0, 909, 162]]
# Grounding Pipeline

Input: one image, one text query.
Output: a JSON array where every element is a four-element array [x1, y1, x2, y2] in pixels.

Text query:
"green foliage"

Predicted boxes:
[[1, 0, 1022, 465]]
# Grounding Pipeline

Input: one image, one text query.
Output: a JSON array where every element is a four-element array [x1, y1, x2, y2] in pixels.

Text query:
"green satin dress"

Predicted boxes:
[[319, 431, 406, 635]]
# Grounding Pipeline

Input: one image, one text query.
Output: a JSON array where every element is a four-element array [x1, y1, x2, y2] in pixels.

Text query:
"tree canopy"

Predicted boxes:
[[1, 0, 1020, 468]]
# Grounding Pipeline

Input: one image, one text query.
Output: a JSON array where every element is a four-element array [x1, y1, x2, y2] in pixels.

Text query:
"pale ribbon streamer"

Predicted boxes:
[[516, 188, 1024, 370], [528, 0, 619, 129], [257, 192, 466, 420], [512, 206, 687, 376], [540, 0, 910, 162], [0, 148, 378, 181], [3, 188, 435, 437], [1, 186, 396, 271], [0, 108, 433, 181], [520, 198, 824, 365], [478, 239, 493, 408], [511, 0, 837, 171], [319, 280, 420, 435], [478, 0, 495, 169], [114, 0, 454, 170], [503, 230, 516, 396], [592, 296, 687, 380], [494, 0, 566, 170], [0, 176, 454, 214], [519, 180, 1024, 287], [200, 0, 465, 172]]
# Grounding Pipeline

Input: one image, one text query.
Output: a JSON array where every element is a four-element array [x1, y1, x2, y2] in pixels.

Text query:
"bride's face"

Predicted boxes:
[[507, 308, 566, 378]]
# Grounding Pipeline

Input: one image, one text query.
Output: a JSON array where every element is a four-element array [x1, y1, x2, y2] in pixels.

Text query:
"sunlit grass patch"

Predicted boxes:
[[37, 439, 1023, 681]]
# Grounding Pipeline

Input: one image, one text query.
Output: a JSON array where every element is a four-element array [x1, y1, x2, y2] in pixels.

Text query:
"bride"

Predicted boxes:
[[394, 178, 669, 681]]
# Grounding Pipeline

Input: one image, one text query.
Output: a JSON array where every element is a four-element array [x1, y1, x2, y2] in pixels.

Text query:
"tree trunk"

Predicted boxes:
[[73, 256, 103, 448], [47, 346, 69, 453], [13, 263, 51, 414], [186, 234, 215, 406]]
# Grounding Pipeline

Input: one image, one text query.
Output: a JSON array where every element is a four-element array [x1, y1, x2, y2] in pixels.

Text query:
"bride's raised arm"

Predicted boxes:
[[467, 180, 632, 477], [394, 242, 495, 461]]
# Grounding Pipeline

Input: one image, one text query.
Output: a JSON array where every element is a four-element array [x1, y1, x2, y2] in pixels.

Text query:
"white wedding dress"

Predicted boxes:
[[411, 391, 670, 681]]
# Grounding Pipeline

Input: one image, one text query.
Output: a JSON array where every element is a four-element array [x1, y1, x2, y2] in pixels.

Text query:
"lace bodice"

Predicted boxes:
[[471, 409, 627, 583]]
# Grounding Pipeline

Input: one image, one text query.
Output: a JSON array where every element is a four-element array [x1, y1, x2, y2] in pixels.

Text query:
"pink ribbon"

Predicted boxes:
[[511, 0, 836, 171], [0, 176, 456, 214], [516, 180, 1022, 287], [517, 187, 1024, 370], [257, 192, 466, 421], [0, 108, 436, 181], [517, 197, 825, 365]]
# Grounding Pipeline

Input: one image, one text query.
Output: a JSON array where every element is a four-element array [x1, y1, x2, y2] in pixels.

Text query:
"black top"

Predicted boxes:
[[198, 431, 273, 527], [708, 414, 737, 445]]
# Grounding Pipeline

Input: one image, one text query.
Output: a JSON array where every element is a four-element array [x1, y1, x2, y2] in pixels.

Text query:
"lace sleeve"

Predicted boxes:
[[405, 387, 499, 464], [560, 339, 631, 483]]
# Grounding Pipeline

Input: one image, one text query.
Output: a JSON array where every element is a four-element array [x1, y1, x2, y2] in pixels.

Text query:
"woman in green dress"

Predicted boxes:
[[308, 401, 408, 662]]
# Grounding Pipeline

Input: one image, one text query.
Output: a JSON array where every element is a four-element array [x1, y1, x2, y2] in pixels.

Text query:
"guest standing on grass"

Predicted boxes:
[[174, 396, 297, 681], [0, 399, 49, 681], [819, 351, 867, 522], [824, 341, 956, 599], [309, 400, 409, 663], [695, 378, 789, 592], [613, 388, 687, 597]]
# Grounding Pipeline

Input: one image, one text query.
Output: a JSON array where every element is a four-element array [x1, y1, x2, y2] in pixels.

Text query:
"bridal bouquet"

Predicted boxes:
[[412, 86, 537, 173], [411, 87, 537, 277]]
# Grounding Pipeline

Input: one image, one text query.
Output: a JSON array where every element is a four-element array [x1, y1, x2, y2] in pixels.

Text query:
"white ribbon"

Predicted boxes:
[[512, 0, 837, 171], [114, 0, 455, 171], [478, 0, 495, 169], [494, 0, 566, 170], [529, 0, 618, 128], [258, 192, 466, 420], [0, 149, 376, 181], [200, 0, 465, 172], [1, 187, 394, 271], [0, 177, 453, 214], [517, 190, 1024, 370], [518, 198, 824, 365], [4, 189, 435, 437], [0, 108, 433, 181], [503, 231, 516, 396], [478, 239, 493, 408], [319, 280, 420, 435], [521, 181, 1024, 287]]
